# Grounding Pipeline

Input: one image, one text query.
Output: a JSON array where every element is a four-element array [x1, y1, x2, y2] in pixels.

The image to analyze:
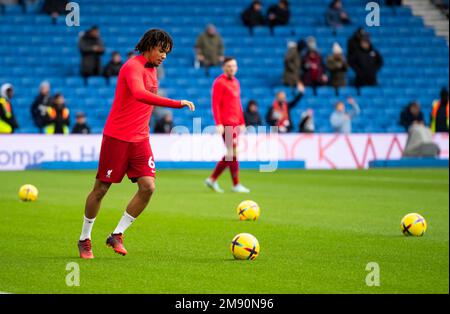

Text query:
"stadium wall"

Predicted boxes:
[[0, 134, 448, 171]]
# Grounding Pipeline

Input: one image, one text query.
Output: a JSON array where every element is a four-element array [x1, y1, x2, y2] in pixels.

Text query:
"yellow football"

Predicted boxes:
[[230, 233, 260, 261], [401, 213, 427, 237], [236, 200, 260, 221], [18, 184, 39, 202]]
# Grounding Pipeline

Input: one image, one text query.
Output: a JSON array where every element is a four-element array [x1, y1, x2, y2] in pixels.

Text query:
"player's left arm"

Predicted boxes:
[[124, 64, 194, 111]]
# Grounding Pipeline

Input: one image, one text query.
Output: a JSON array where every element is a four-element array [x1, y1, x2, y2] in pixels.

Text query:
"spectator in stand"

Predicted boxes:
[[283, 41, 301, 87], [103, 51, 123, 84], [348, 35, 383, 90], [72, 112, 91, 134], [430, 87, 449, 133], [44, 93, 70, 134], [79, 26, 105, 85], [242, 0, 265, 36], [266, 82, 305, 133], [325, 0, 351, 31], [299, 109, 315, 133], [0, 83, 19, 134], [347, 27, 369, 61], [154, 112, 174, 134], [195, 24, 225, 74], [330, 97, 360, 134], [399, 101, 425, 132], [301, 37, 328, 95], [42, 0, 68, 24], [31, 81, 52, 133], [244, 100, 263, 128], [267, 0, 290, 36], [326, 42, 348, 95]]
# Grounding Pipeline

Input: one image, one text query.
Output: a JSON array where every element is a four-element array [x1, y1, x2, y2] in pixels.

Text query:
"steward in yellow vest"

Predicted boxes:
[[44, 93, 70, 135], [0, 83, 19, 134]]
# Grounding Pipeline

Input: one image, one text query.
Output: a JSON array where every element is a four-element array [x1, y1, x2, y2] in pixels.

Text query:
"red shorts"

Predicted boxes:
[[96, 135, 156, 183]]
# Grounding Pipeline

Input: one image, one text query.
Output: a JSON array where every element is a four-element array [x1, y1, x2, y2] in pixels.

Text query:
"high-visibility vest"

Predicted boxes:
[[45, 107, 70, 135], [430, 100, 449, 132], [0, 97, 13, 134]]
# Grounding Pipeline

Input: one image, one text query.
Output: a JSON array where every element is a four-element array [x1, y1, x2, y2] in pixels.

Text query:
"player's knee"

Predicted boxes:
[[139, 181, 155, 196], [93, 183, 110, 200]]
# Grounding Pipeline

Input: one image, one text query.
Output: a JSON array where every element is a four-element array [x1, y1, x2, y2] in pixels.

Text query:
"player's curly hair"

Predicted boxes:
[[135, 29, 174, 54]]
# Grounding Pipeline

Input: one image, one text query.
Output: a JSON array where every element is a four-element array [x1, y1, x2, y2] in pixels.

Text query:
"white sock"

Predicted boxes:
[[80, 216, 96, 241], [113, 212, 136, 235]]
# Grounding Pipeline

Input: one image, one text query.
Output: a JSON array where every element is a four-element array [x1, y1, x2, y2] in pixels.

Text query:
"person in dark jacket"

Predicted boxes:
[[45, 93, 70, 135], [267, 0, 290, 35], [154, 112, 174, 134], [266, 82, 304, 133], [242, 0, 265, 36], [79, 26, 105, 85], [0, 83, 19, 134], [347, 27, 369, 61], [349, 36, 383, 89], [72, 112, 91, 134], [244, 100, 263, 128], [194, 24, 225, 74], [42, 0, 68, 24], [30, 81, 52, 133], [325, 0, 351, 29], [399, 101, 425, 132], [103, 51, 123, 84]]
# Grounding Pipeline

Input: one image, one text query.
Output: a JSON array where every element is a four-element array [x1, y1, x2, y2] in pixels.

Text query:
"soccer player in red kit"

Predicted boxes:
[[78, 29, 195, 259], [205, 57, 250, 194]]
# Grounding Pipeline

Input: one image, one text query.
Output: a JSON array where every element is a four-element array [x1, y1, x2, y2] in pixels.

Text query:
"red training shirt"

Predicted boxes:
[[103, 55, 182, 142], [211, 74, 245, 127]]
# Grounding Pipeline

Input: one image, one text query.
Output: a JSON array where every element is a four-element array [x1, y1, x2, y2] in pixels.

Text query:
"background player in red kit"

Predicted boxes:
[[78, 29, 195, 259], [205, 57, 250, 194]]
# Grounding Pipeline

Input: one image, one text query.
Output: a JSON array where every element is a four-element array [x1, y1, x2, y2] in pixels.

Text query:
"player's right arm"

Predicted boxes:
[[124, 63, 194, 111], [212, 79, 224, 134]]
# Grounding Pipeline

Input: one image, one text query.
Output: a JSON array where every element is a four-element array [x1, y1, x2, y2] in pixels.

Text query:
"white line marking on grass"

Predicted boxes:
[[0, 291, 11, 294]]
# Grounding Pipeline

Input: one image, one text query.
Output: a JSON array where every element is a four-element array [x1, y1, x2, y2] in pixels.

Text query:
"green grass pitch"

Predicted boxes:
[[0, 169, 448, 294]]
